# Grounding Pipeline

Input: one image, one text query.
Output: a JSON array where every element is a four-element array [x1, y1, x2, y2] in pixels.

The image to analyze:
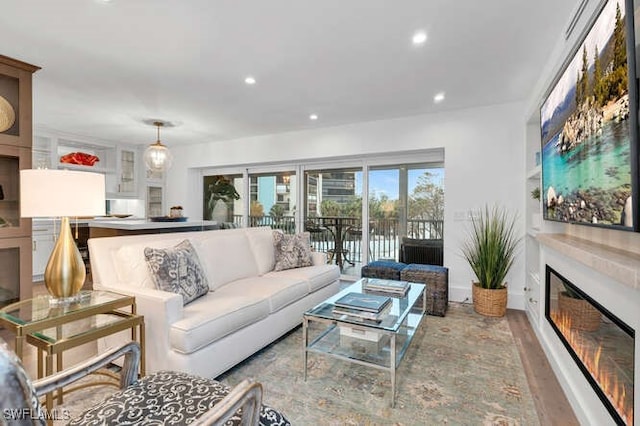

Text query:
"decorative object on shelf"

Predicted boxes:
[[144, 121, 173, 173], [169, 205, 184, 217], [461, 205, 521, 317], [530, 187, 540, 201], [0, 95, 15, 133], [206, 175, 240, 222], [59, 151, 100, 166], [20, 169, 105, 303]]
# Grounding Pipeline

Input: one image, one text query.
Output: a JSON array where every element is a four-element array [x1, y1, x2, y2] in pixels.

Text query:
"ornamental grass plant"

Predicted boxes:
[[461, 205, 521, 290]]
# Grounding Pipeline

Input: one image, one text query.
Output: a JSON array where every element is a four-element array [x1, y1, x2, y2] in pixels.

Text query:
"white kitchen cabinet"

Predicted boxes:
[[32, 222, 56, 281], [33, 131, 142, 199], [146, 186, 164, 217], [115, 147, 138, 197]]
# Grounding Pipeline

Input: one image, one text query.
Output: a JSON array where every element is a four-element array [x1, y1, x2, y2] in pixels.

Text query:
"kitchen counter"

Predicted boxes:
[[89, 219, 219, 237]]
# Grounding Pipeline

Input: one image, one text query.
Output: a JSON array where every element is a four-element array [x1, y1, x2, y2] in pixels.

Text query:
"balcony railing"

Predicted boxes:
[[234, 215, 443, 263]]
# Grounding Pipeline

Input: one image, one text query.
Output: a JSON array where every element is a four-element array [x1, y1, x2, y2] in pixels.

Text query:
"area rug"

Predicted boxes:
[[57, 303, 539, 425], [218, 302, 539, 425]]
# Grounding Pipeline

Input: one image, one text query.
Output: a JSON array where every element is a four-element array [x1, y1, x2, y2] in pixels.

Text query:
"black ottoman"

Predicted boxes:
[[400, 264, 449, 316], [361, 260, 407, 280]]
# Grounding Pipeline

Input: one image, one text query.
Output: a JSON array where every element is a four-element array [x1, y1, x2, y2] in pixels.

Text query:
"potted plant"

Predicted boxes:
[[461, 205, 521, 317], [206, 175, 240, 222]]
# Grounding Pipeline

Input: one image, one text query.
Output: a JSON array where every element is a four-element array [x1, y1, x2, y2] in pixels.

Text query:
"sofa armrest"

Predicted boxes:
[[311, 251, 327, 266], [92, 281, 184, 372]]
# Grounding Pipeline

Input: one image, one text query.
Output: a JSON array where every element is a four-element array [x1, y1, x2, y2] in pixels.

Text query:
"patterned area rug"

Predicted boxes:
[[58, 303, 538, 425], [218, 303, 539, 425]]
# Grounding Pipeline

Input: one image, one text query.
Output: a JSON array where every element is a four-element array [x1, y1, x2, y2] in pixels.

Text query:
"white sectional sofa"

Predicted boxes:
[[88, 226, 341, 379]]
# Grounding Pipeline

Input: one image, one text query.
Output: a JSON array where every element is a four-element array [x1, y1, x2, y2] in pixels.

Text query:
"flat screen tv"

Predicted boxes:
[[540, 0, 639, 231]]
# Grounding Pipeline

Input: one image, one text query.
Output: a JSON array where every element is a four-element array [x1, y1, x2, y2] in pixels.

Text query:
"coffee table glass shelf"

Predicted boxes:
[[303, 278, 426, 407]]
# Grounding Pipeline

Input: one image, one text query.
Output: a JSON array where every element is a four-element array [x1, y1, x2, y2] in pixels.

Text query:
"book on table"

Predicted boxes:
[[363, 278, 410, 295], [334, 292, 391, 313], [333, 302, 392, 322]]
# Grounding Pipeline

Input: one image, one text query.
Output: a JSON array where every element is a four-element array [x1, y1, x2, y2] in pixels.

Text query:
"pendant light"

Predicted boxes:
[[144, 121, 173, 172]]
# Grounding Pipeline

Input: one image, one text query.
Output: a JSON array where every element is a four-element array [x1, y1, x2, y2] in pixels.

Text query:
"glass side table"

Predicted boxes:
[[0, 290, 145, 410]]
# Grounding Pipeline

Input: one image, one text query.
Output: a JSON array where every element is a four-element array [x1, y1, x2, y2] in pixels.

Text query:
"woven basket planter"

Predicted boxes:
[[472, 283, 507, 317], [558, 292, 601, 332]]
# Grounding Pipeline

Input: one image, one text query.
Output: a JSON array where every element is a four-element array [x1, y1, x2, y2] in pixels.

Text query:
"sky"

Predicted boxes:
[[355, 168, 444, 199], [540, 0, 624, 126]]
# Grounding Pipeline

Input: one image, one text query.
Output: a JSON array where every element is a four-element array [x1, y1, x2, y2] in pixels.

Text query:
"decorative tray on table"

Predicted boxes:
[[149, 216, 188, 222]]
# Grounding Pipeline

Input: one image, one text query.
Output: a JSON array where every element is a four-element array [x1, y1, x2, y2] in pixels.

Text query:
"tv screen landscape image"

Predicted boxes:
[[540, 0, 637, 229]]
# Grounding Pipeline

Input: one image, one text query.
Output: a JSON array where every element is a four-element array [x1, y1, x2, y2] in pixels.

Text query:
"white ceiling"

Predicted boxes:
[[0, 0, 577, 146]]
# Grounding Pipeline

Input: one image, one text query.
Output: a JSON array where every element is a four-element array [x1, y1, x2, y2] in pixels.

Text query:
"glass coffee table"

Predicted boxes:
[[303, 278, 426, 407]]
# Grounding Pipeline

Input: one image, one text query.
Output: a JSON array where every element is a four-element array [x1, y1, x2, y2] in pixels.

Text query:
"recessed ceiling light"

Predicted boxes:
[[244, 76, 256, 85], [309, 114, 318, 120], [412, 31, 427, 45], [433, 92, 445, 103]]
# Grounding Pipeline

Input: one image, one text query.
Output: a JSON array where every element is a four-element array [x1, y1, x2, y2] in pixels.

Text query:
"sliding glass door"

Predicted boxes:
[[248, 171, 296, 233], [367, 165, 444, 262], [304, 167, 363, 274]]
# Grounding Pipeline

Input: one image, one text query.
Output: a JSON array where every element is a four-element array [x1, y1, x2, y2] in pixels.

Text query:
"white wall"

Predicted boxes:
[[523, 1, 640, 423], [167, 101, 527, 308]]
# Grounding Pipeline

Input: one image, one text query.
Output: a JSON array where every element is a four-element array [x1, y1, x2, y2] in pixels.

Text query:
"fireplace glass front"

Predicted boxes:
[[545, 265, 634, 425]]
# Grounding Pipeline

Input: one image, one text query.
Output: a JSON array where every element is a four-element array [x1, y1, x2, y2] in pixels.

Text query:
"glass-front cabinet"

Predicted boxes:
[[0, 55, 39, 304], [0, 237, 31, 307], [146, 186, 163, 218], [116, 147, 137, 196], [0, 144, 32, 238]]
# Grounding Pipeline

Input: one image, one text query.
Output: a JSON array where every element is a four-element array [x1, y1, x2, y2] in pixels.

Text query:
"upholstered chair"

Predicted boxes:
[[0, 338, 289, 425]]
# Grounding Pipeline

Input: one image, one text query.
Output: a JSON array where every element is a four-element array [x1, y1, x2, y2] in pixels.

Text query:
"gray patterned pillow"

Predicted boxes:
[[144, 240, 209, 305], [272, 230, 313, 271]]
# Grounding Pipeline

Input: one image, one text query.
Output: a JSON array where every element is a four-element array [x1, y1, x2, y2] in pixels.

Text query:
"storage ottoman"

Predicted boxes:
[[361, 260, 407, 281], [400, 264, 449, 316]]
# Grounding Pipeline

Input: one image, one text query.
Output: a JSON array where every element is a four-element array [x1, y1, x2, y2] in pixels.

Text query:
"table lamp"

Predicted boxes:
[[20, 169, 105, 303]]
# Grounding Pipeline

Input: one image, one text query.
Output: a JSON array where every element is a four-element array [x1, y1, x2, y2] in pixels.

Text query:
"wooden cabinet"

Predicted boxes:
[[0, 55, 39, 305]]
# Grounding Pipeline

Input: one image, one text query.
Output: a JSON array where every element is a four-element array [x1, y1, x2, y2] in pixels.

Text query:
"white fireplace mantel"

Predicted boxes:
[[535, 232, 639, 426], [537, 233, 640, 291]]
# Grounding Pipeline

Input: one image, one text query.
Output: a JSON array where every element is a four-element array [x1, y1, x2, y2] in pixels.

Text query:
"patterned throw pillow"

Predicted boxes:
[[144, 240, 209, 305], [272, 230, 313, 271]]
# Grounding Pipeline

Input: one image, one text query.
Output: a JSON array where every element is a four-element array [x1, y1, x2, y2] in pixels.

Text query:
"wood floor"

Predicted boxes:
[[506, 309, 579, 425], [3, 284, 579, 424]]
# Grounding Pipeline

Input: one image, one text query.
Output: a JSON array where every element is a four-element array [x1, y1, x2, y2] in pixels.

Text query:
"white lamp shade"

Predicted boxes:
[[20, 169, 106, 218]]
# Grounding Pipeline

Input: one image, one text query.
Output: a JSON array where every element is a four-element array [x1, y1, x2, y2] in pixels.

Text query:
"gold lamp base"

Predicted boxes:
[[44, 217, 86, 303]]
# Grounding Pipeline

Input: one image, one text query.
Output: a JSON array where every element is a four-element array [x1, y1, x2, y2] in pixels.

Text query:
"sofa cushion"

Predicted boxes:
[[113, 238, 185, 288], [144, 240, 209, 305], [245, 227, 276, 275], [170, 289, 270, 354], [265, 264, 340, 293], [272, 231, 312, 271], [231, 276, 309, 313], [194, 233, 259, 291]]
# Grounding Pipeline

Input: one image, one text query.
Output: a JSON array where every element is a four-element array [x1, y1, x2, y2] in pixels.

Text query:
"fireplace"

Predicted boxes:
[[545, 265, 635, 425]]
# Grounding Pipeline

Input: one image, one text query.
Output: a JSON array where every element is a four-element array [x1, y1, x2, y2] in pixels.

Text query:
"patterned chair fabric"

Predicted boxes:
[[69, 371, 289, 426], [0, 338, 45, 426], [0, 338, 290, 426]]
